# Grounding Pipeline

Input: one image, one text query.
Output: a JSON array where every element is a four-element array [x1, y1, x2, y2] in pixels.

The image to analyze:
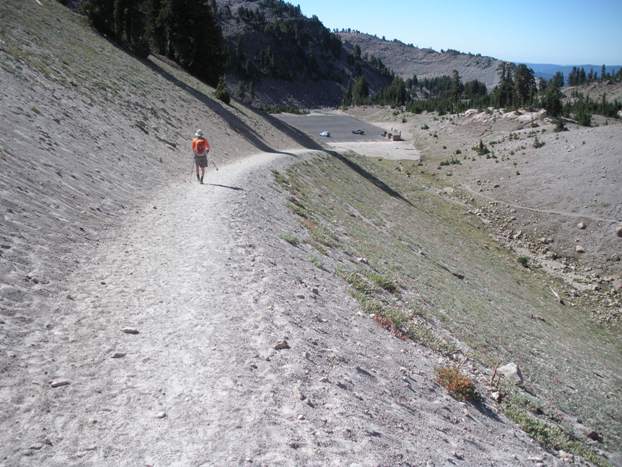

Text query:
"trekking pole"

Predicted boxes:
[[209, 149, 219, 171]]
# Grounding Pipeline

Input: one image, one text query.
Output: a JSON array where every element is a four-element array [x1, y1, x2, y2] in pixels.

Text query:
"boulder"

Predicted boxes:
[[617, 224, 622, 238], [576, 245, 585, 253], [497, 362, 523, 385], [577, 222, 587, 230]]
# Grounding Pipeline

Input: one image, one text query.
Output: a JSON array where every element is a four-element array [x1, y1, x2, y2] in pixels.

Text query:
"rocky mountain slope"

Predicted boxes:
[[215, 0, 392, 107], [338, 31, 504, 89], [0, 0, 305, 351]]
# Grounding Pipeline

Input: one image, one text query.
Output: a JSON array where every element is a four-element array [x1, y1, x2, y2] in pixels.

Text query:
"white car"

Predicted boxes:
[[319, 130, 330, 137]]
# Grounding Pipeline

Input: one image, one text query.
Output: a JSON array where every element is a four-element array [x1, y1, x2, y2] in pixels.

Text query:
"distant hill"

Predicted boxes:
[[526, 63, 622, 81], [215, 0, 392, 108], [337, 31, 504, 89]]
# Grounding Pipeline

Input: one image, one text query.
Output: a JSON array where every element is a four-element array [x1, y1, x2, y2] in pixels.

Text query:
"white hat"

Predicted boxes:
[[194, 129, 204, 138]]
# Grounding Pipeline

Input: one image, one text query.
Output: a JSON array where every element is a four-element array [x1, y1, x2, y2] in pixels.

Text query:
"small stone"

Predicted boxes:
[[586, 431, 603, 442], [577, 222, 587, 230], [111, 352, 126, 359], [558, 450, 573, 462], [575, 245, 585, 253], [121, 327, 139, 335], [274, 340, 290, 350], [319, 376, 329, 383], [297, 414, 305, 420], [29, 444, 43, 450], [617, 225, 622, 238], [50, 379, 71, 388], [155, 411, 167, 419]]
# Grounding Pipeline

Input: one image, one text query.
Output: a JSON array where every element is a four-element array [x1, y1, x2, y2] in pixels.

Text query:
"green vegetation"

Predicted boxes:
[[439, 157, 462, 167], [517, 256, 529, 268], [280, 152, 621, 455], [214, 76, 230, 104], [532, 136, 545, 149], [280, 232, 300, 247], [473, 140, 490, 156], [501, 389, 607, 466], [82, 0, 224, 85], [370, 62, 620, 120]]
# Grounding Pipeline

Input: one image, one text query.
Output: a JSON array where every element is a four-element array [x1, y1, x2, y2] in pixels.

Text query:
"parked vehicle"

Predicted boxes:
[[352, 129, 365, 135], [319, 130, 330, 137]]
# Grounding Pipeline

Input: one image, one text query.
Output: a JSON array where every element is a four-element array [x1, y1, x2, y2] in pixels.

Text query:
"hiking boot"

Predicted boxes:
[[196, 174, 200, 182], [200, 175, 204, 184]]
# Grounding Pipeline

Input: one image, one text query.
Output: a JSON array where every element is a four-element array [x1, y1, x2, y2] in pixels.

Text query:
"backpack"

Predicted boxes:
[[194, 137, 209, 155]]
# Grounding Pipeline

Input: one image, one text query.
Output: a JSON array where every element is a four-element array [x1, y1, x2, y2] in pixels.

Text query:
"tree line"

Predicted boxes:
[[344, 63, 621, 126], [80, 0, 225, 86], [567, 65, 622, 86]]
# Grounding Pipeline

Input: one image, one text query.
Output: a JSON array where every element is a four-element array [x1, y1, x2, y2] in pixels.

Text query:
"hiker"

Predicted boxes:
[[192, 129, 210, 184]]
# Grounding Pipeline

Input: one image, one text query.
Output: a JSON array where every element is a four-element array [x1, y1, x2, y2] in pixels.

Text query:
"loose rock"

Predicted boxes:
[[50, 379, 71, 388], [617, 225, 622, 238], [111, 352, 126, 359], [497, 362, 523, 385], [577, 222, 587, 230], [274, 340, 290, 350], [121, 327, 139, 335], [575, 245, 585, 253]]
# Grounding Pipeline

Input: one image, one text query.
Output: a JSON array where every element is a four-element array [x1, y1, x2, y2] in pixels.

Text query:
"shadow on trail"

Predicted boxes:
[[325, 151, 414, 207], [206, 184, 244, 191], [472, 400, 502, 422], [264, 113, 414, 207], [146, 57, 412, 207], [146, 58, 281, 154]]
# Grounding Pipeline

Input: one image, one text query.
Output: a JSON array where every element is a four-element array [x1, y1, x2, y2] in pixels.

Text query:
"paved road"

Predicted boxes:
[[275, 112, 386, 143]]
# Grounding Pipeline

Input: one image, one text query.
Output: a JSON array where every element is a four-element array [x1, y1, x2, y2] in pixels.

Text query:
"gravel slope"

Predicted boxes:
[[1, 151, 557, 465]]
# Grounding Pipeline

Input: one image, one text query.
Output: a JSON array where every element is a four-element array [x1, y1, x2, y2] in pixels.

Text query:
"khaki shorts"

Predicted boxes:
[[194, 154, 208, 168]]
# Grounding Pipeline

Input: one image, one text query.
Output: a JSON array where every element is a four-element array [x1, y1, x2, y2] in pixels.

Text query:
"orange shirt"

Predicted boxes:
[[192, 137, 210, 155]]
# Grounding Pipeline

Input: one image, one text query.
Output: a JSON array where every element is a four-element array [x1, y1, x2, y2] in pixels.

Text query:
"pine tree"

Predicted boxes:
[[450, 69, 463, 102], [351, 76, 369, 105], [513, 64, 536, 106], [542, 82, 562, 117], [601, 64, 607, 82]]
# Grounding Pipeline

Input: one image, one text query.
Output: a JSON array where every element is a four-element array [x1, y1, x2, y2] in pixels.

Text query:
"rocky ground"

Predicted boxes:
[[347, 106, 622, 324], [0, 1, 570, 465]]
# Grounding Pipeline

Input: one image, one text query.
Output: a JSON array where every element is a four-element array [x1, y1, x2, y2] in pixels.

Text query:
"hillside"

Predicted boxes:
[[2, 1, 620, 465], [216, 0, 392, 107], [338, 31, 504, 89]]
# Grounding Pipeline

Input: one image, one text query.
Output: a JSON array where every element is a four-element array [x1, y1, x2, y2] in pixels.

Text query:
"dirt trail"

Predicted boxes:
[[1, 150, 558, 465], [461, 184, 620, 224]]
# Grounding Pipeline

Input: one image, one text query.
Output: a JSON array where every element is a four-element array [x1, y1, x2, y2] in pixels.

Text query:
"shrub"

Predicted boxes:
[[518, 256, 529, 268], [280, 233, 300, 246], [215, 77, 231, 104], [473, 139, 490, 155], [435, 366, 479, 401], [533, 136, 545, 149], [440, 157, 462, 166]]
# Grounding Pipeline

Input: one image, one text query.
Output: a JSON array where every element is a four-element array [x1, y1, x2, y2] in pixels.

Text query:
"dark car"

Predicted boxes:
[[352, 129, 366, 135]]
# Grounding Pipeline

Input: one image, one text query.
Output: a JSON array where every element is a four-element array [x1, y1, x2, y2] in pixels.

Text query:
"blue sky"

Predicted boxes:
[[295, 0, 622, 65]]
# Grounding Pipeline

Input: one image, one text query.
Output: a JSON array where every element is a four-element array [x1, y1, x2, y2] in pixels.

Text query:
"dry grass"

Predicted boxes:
[[435, 366, 479, 402]]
